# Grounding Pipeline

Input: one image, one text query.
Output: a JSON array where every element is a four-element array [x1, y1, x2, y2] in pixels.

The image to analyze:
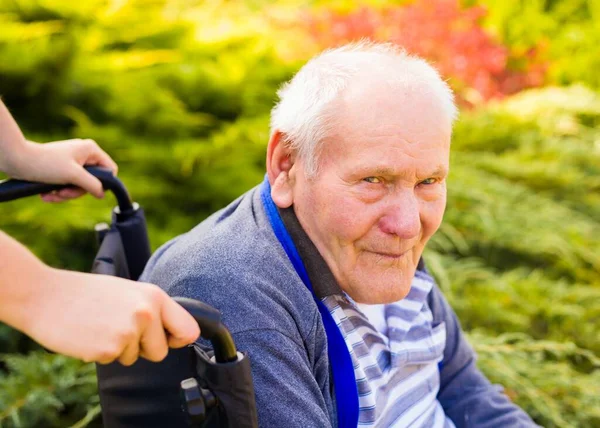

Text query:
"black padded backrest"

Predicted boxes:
[[97, 347, 195, 428]]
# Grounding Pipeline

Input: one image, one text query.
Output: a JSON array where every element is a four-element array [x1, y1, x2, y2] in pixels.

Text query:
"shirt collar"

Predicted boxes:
[[278, 206, 342, 299]]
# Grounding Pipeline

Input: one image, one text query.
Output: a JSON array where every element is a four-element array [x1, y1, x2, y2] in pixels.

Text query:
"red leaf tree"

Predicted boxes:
[[299, 0, 546, 105]]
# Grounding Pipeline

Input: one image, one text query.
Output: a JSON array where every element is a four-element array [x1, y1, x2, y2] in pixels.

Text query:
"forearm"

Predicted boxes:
[[439, 359, 538, 428], [0, 230, 54, 333], [0, 100, 31, 175], [428, 284, 538, 427]]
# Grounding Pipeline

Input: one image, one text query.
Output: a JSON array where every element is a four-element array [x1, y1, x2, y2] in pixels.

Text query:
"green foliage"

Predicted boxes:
[[471, 332, 600, 428], [0, 1, 599, 427], [478, 0, 600, 89], [424, 84, 600, 426], [0, 352, 99, 428], [445, 85, 600, 285]]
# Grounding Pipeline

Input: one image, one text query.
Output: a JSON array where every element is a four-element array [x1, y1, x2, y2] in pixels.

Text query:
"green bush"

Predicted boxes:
[[0, 353, 100, 428], [478, 0, 600, 89], [425, 85, 600, 426]]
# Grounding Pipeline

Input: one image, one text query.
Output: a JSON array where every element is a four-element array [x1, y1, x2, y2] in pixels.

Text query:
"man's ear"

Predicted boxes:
[[266, 130, 295, 208]]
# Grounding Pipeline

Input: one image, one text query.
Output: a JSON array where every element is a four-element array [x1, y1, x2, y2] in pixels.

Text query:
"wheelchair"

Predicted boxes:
[[0, 166, 258, 428]]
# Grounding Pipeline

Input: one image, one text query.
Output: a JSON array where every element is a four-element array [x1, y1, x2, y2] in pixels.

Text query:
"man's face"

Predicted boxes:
[[287, 83, 451, 304]]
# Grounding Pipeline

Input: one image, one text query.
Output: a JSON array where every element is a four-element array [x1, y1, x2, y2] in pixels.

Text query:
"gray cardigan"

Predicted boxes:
[[141, 183, 537, 427]]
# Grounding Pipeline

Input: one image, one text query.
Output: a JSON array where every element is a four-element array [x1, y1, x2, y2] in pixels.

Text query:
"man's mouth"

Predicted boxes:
[[370, 249, 410, 259]]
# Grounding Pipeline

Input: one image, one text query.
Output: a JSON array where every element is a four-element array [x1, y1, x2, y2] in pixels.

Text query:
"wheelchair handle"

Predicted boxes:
[[0, 166, 135, 215], [173, 297, 239, 364]]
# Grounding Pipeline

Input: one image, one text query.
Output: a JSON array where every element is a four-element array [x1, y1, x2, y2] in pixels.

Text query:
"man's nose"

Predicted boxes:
[[378, 191, 421, 239]]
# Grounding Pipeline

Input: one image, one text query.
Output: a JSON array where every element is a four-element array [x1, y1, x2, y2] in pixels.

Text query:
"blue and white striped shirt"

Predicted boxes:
[[323, 269, 455, 427]]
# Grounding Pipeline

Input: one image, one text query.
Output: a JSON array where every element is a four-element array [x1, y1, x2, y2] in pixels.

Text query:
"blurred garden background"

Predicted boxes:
[[1, 0, 599, 426]]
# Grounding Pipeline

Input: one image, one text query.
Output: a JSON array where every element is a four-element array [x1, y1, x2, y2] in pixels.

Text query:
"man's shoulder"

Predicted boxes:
[[141, 186, 318, 335], [143, 186, 292, 289]]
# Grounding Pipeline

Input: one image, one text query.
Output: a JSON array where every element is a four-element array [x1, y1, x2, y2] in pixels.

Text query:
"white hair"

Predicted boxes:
[[270, 41, 458, 176]]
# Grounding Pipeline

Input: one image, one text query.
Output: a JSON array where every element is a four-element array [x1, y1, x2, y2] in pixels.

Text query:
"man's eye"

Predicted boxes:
[[420, 178, 437, 185], [363, 177, 381, 184]]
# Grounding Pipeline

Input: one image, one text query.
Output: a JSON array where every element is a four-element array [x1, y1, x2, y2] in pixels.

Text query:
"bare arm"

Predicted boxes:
[[0, 231, 199, 364], [0, 99, 117, 201], [0, 100, 199, 363], [0, 99, 28, 173]]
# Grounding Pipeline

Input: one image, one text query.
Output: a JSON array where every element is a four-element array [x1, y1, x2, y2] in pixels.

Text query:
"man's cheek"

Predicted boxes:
[[421, 200, 446, 234], [330, 211, 363, 240]]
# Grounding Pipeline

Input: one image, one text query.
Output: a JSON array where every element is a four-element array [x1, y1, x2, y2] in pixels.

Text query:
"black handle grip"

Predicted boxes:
[[173, 297, 238, 364], [0, 166, 134, 214]]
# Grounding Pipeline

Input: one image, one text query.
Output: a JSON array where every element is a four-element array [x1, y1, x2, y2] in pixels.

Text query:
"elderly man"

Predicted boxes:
[[143, 42, 537, 427]]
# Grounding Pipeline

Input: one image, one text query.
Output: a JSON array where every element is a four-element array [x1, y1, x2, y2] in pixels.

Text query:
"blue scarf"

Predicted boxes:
[[260, 177, 359, 428]]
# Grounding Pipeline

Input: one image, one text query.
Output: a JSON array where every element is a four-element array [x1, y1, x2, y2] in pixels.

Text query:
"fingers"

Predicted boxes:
[[65, 139, 119, 198], [41, 188, 86, 203], [55, 187, 87, 200], [138, 312, 169, 362], [67, 166, 105, 198], [79, 139, 118, 175], [96, 355, 118, 365], [122, 291, 200, 362], [162, 296, 201, 349], [41, 193, 66, 203], [118, 339, 141, 366]]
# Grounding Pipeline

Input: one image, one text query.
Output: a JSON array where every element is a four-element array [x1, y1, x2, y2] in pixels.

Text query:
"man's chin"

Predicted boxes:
[[349, 279, 413, 304]]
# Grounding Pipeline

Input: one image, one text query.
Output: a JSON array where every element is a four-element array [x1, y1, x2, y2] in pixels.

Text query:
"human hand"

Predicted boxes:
[[22, 268, 200, 365], [9, 139, 118, 202]]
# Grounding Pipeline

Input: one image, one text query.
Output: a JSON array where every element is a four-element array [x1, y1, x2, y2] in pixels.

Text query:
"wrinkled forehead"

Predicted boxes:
[[332, 74, 453, 146], [310, 77, 452, 176]]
